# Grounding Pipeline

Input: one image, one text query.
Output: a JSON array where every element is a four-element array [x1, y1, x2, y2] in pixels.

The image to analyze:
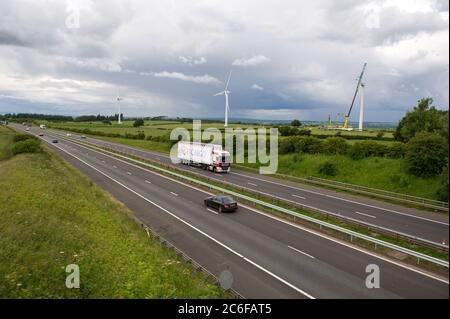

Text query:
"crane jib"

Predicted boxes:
[[346, 63, 367, 118]]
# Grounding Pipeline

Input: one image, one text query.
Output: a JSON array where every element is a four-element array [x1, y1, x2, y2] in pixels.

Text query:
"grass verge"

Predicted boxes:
[[0, 126, 225, 298]]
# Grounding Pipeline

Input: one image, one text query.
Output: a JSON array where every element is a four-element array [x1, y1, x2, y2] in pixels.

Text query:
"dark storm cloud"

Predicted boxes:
[[0, 0, 448, 122]]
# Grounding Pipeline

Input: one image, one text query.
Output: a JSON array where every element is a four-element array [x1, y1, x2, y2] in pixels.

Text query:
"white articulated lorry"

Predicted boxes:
[[177, 141, 231, 173], [39, 124, 46, 129]]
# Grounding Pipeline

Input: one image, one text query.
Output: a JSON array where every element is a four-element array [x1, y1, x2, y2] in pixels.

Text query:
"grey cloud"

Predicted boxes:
[[0, 0, 448, 122]]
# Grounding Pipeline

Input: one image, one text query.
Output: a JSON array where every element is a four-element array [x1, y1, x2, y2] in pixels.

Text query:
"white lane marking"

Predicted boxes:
[[248, 182, 258, 187], [288, 246, 315, 259], [355, 211, 376, 219], [127, 172, 132, 175], [43, 141, 314, 298], [113, 165, 117, 168], [101, 160, 105, 163], [215, 174, 223, 176], [170, 192, 179, 196], [292, 194, 306, 200], [207, 208, 219, 215], [145, 180, 152, 184], [52, 135, 449, 284], [231, 172, 449, 226], [55, 128, 443, 226]]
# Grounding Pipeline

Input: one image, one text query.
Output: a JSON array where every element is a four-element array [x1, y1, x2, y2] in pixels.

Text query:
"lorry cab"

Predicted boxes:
[[212, 151, 230, 173]]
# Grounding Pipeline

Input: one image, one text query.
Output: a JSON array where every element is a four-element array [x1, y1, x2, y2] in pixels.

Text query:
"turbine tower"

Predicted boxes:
[[358, 83, 365, 131], [214, 70, 232, 127], [117, 96, 123, 124]]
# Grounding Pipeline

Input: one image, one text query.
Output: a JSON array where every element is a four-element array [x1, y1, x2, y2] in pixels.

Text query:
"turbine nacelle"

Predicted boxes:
[[214, 70, 232, 127]]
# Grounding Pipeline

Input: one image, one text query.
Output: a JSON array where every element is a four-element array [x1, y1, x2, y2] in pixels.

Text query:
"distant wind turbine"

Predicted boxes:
[[117, 96, 123, 124], [214, 70, 232, 127]]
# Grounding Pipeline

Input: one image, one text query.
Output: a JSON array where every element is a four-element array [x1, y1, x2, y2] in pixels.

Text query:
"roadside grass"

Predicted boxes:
[[0, 126, 15, 160], [0, 130, 224, 298], [242, 153, 442, 200]]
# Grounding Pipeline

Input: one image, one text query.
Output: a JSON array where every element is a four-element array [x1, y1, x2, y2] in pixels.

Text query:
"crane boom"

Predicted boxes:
[[343, 62, 367, 129]]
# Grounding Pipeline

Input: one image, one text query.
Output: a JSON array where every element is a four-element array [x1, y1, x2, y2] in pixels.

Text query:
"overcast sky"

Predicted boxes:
[[0, 0, 448, 122]]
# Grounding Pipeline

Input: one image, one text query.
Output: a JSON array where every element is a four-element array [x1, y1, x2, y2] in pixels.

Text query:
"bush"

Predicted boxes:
[[291, 119, 302, 127], [436, 165, 449, 202], [322, 137, 349, 155], [297, 129, 311, 136], [294, 136, 323, 154], [376, 131, 385, 139], [386, 142, 407, 158], [279, 137, 297, 154], [11, 139, 41, 154], [318, 161, 338, 176], [406, 132, 448, 177], [13, 134, 37, 143], [133, 119, 145, 127], [348, 141, 388, 160]]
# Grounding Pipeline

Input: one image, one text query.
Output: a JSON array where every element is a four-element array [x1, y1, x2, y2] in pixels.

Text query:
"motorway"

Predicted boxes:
[[12, 124, 449, 298], [38, 126, 449, 246]]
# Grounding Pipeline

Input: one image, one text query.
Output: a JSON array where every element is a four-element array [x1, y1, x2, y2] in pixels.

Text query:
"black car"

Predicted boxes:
[[52, 139, 58, 143], [204, 195, 238, 213]]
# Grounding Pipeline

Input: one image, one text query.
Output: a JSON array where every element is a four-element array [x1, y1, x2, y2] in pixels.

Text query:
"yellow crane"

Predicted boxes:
[[340, 63, 367, 130]]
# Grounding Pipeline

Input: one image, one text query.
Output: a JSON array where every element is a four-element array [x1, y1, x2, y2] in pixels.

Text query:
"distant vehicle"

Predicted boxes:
[[39, 133, 44, 136], [66, 133, 72, 137], [81, 135, 87, 139], [25, 127, 30, 131], [178, 141, 231, 173], [52, 139, 58, 143], [204, 195, 238, 213], [22, 122, 27, 126], [39, 124, 46, 129]]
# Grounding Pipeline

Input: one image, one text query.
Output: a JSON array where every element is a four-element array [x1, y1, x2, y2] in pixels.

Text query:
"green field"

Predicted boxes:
[[0, 126, 224, 298], [38, 120, 444, 200], [242, 154, 442, 200]]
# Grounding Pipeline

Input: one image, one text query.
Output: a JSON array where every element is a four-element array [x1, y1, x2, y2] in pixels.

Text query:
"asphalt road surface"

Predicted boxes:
[[11, 124, 449, 298], [38, 125, 449, 246]]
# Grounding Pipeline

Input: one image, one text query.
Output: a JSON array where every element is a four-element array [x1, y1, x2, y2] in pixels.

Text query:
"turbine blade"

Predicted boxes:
[[225, 69, 232, 90], [214, 91, 225, 96]]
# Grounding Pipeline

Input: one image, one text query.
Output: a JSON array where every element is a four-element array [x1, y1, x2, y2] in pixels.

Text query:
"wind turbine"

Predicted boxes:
[[214, 70, 232, 127], [358, 83, 365, 131], [116, 96, 123, 124]]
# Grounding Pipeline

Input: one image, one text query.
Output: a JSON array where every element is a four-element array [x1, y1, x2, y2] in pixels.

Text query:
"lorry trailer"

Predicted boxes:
[[177, 141, 231, 173]]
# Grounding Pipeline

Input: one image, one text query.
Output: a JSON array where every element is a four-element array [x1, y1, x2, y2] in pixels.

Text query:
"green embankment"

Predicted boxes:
[[41, 121, 444, 200], [0, 126, 223, 298]]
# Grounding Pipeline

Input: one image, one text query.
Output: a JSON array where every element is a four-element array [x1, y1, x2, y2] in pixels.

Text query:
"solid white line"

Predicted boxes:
[[207, 208, 219, 215], [231, 172, 449, 226], [43, 141, 314, 298], [292, 194, 306, 200], [47, 134, 449, 284], [170, 192, 179, 196], [145, 180, 152, 184], [355, 211, 376, 219], [288, 245, 315, 259]]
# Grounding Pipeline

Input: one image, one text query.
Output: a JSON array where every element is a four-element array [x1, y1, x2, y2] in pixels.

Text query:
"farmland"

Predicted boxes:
[[35, 120, 446, 200]]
